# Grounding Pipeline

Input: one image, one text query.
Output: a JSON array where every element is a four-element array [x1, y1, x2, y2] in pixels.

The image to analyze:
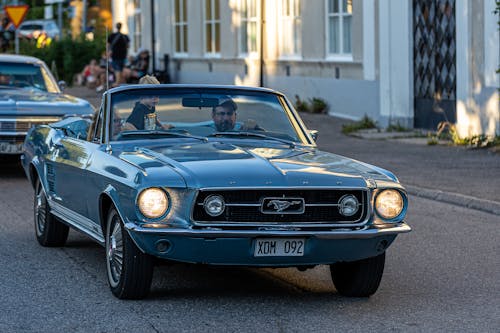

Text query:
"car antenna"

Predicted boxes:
[[104, 26, 112, 154], [105, 26, 109, 92]]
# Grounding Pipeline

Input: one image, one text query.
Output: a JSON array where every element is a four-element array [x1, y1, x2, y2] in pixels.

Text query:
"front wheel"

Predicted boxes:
[[105, 207, 154, 299], [34, 180, 69, 247], [330, 252, 385, 297]]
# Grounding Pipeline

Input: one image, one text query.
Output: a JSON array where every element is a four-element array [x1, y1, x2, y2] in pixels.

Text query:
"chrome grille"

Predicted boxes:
[[193, 189, 368, 225], [0, 117, 61, 134]]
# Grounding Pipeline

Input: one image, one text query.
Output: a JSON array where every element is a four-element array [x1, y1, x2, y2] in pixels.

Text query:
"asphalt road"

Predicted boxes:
[[0, 154, 498, 332]]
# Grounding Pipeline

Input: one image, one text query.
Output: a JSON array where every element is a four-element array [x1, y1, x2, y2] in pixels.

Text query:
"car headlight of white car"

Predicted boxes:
[[374, 189, 406, 221], [138, 188, 169, 219]]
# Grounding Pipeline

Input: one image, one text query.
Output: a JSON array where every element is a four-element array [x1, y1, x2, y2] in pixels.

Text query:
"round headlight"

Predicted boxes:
[[203, 195, 225, 217], [375, 189, 404, 220], [138, 188, 169, 219], [338, 194, 359, 216]]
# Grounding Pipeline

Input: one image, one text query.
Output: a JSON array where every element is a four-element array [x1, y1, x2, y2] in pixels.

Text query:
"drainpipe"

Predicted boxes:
[[259, 0, 264, 87], [150, 0, 156, 73]]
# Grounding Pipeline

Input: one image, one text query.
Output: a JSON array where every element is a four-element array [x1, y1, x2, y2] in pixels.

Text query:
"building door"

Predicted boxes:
[[413, 0, 456, 129]]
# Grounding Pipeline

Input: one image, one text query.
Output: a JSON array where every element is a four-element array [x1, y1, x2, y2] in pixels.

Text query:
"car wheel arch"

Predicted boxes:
[[29, 162, 42, 190], [98, 193, 114, 237], [98, 188, 127, 239]]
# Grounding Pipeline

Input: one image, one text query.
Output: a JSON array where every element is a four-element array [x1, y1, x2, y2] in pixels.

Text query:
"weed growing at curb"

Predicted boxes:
[[341, 115, 378, 134], [427, 121, 500, 149]]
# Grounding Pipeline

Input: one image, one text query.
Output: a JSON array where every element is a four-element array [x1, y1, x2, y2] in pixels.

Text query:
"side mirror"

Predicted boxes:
[[58, 80, 66, 91], [309, 130, 319, 142]]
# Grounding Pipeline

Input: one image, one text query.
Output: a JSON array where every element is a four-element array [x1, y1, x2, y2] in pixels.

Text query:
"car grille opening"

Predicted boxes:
[[193, 189, 368, 225]]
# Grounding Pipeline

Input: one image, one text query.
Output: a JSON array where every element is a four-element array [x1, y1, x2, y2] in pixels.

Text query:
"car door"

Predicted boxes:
[[47, 125, 95, 222]]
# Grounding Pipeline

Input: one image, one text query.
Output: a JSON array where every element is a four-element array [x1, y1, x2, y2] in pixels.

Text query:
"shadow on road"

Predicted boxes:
[[0, 156, 26, 179]]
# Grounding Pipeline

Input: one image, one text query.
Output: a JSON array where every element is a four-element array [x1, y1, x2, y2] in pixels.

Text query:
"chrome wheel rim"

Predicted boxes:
[[35, 187, 46, 236], [106, 215, 123, 288]]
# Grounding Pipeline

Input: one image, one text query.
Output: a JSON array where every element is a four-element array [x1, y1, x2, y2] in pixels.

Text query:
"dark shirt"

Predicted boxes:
[[126, 101, 156, 130], [107, 32, 129, 60]]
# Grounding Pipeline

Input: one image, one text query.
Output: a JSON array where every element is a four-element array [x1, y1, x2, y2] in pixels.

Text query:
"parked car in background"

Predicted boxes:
[[0, 54, 94, 154], [21, 84, 411, 299], [17, 19, 60, 40]]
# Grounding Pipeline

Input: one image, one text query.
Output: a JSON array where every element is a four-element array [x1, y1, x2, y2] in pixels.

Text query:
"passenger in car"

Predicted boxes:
[[122, 75, 172, 131]]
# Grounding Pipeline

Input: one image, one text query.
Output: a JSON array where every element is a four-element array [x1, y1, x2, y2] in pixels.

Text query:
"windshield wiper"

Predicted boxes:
[[119, 130, 208, 142], [208, 131, 296, 148]]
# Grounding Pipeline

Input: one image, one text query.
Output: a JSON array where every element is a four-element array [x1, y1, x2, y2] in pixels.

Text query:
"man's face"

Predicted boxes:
[[141, 96, 159, 108], [213, 106, 236, 131]]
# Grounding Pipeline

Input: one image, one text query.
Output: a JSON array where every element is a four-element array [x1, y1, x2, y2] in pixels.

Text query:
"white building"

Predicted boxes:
[[112, 0, 499, 137]]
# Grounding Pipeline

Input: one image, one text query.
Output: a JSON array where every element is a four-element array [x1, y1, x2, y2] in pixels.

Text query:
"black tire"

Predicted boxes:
[[34, 180, 69, 247], [330, 252, 385, 297], [105, 207, 154, 299]]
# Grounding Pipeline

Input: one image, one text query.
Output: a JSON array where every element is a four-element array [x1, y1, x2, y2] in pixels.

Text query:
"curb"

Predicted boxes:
[[405, 185, 500, 216]]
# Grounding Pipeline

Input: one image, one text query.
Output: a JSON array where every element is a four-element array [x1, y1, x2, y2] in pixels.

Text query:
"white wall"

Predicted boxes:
[[378, 0, 413, 128]]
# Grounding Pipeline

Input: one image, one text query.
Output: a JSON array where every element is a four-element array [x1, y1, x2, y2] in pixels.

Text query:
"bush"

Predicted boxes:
[[294, 95, 310, 112], [310, 97, 329, 114], [19, 35, 105, 86], [294, 95, 329, 114]]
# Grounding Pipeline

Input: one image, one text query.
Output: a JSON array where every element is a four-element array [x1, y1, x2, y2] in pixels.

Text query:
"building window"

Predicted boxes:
[[279, 0, 301, 57], [174, 0, 188, 54], [327, 0, 352, 56], [131, 0, 142, 51], [204, 0, 220, 55], [240, 0, 259, 56]]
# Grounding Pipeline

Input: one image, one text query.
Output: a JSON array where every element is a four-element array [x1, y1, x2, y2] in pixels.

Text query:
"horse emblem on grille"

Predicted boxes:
[[261, 197, 305, 214]]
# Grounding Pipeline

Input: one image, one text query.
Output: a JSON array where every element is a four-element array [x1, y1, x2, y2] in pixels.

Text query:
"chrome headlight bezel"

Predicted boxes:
[[338, 194, 360, 217], [137, 187, 170, 220], [203, 194, 225, 217], [374, 189, 407, 222]]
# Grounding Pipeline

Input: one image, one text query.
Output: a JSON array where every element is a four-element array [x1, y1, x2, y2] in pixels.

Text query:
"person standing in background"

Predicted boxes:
[[107, 22, 129, 86]]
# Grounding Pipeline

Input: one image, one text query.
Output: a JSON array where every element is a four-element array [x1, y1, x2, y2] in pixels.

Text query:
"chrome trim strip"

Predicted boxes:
[[125, 222, 411, 239], [188, 221, 368, 228], [49, 200, 104, 244], [197, 186, 368, 190], [0, 131, 28, 136], [0, 117, 61, 122]]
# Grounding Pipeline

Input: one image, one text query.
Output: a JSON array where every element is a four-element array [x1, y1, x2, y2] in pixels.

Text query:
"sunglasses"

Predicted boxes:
[[215, 111, 235, 117]]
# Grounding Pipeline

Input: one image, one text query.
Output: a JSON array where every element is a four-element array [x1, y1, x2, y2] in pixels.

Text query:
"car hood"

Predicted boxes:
[[0, 89, 94, 115], [118, 141, 397, 188]]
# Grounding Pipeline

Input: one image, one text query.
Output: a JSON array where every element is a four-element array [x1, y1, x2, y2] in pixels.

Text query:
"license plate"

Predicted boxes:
[[0, 142, 23, 154], [254, 238, 305, 257]]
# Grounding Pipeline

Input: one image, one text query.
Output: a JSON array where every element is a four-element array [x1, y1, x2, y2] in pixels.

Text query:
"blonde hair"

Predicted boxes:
[[138, 75, 160, 84]]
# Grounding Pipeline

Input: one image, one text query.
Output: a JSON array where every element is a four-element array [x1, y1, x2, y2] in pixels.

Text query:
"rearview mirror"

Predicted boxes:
[[182, 97, 219, 108]]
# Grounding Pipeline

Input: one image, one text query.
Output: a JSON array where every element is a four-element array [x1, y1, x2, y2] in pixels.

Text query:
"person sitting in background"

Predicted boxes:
[[123, 48, 150, 83], [95, 51, 114, 92], [77, 59, 103, 89]]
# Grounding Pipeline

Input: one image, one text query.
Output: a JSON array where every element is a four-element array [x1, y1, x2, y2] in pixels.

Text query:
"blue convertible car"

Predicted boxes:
[[21, 84, 410, 299]]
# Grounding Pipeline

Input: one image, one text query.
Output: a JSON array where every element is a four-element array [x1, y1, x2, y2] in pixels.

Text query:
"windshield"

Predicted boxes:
[[0, 62, 59, 93], [110, 88, 310, 144]]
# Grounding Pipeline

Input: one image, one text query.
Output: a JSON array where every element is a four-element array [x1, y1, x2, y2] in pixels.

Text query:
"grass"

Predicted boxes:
[[341, 115, 378, 134], [427, 121, 500, 149]]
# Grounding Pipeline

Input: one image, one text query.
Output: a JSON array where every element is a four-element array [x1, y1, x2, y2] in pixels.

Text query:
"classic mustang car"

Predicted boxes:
[[0, 54, 94, 154], [21, 84, 410, 299]]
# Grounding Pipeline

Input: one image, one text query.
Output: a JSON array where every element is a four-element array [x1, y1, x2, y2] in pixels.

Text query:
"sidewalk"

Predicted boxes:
[[65, 86, 500, 215]]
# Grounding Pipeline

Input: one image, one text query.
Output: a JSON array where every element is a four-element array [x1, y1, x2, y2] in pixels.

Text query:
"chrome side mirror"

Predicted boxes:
[[58, 80, 66, 91], [309, 130, 319, 142]]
